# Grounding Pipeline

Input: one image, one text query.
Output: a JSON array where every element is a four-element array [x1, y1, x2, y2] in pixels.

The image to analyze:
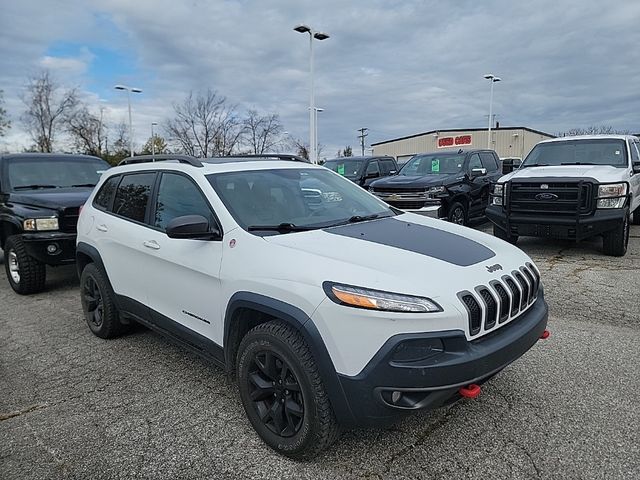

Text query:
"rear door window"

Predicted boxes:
[[112, 173, 156, 223]]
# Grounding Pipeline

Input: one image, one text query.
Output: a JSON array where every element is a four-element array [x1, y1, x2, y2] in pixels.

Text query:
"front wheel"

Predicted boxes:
[[3, 235, 46, 295], [493, 225, 519, 244], [602, 213, 629, 256], [237, 321, 339, 460], [447, 202, 467, 226]]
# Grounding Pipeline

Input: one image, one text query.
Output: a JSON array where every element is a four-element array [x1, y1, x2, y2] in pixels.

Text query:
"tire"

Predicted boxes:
[[602, 213, 629, 257], [3, 235, 46, 295], [632, 208, 640, 225], [493, 224, 519, 245], [80, 263, 125, 338], [447, 201, 467, 226], [237, 320, 339, 460]]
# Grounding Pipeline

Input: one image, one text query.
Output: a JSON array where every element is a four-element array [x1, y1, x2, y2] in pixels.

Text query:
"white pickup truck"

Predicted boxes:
[[487, 135, 640, 256]]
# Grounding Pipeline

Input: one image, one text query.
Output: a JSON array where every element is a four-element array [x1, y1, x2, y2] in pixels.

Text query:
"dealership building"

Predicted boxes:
[[371, 126, 555, 164]]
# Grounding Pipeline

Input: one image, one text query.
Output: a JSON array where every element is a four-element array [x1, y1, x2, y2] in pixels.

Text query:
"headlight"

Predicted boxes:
[[23, 217, 59, 231], [427, 186, 446, 194], [324, 282, 441, 313], [597, 183, 627, 209], [491, 183, 504, 206]]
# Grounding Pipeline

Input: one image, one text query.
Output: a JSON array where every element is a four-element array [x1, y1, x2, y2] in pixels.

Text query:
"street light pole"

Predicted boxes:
[[294, 24, 330, 164], [114, 84, 142, 156], [313, 107, 324, 161], [151, 122, 158, 159], [483, 74, 501, 149]]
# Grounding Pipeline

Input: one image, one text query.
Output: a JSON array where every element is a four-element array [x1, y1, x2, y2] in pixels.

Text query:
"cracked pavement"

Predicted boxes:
[[1, 223, 639, 479]]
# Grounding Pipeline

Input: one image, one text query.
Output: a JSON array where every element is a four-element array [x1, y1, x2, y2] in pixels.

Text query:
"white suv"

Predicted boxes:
[[76, 154, 549, 459]]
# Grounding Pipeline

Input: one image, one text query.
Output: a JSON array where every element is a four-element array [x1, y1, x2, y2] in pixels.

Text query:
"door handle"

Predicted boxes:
[[96, 224, 108, 232], [143, 240, 161, 250]]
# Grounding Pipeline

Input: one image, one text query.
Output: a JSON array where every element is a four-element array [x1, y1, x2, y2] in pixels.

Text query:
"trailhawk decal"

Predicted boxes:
[[325, 218, 495, 267]]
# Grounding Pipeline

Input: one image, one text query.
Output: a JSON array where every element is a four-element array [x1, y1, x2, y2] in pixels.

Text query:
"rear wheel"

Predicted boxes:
[[493, 225, 519, 245], [3, 235, 46, 295], [602, 213, 629, 256], [237, 321, 339, 460], [447, 202, 467, 226], [80, 263, 125, 338]]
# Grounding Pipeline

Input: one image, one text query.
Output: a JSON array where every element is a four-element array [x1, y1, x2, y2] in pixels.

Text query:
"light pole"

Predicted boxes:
[[114, 84, 142, 156], [294, 24, 330, 164], [483, 74, 501, 149], [151, 122, 158, 159], [313, 107, 324, 160]]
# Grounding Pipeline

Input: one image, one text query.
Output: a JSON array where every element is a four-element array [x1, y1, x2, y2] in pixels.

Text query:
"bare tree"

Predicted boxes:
[[288, 137, 324, 161], [21, 71, 78, 152], [165, 89, 245, 157], [243, 110, 284, 154], [0, 90, 10, 137], [111, 121, 130, 155], [67, 107, 105, 156], [343, 145, 353, 157], [557, 125, 631, 137]]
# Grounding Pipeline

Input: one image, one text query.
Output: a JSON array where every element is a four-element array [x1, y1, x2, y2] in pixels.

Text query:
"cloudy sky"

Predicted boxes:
[[1, 0, 639, 156]]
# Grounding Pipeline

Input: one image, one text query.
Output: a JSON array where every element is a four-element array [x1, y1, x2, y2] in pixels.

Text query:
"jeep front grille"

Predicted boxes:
[[458, 264, 540, 338]]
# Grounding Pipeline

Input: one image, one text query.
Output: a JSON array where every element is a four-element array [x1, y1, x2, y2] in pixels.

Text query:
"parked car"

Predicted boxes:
[[76, 153, 549, 459], [0, 153, 110, 294], [324, 156, 398, 188], [369, 149, 503, 225], [487, 135, 640, 256]]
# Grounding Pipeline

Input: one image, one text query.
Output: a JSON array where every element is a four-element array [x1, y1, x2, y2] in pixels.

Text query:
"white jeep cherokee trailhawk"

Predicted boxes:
[[76, 154, 549, 459]]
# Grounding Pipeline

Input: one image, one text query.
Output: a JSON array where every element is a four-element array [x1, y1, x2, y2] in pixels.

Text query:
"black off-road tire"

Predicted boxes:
[[80, 263, 125, 338], [602, 213, 629, 257], [237, 320, 339, 460], [447, 201, 468, 226], [3, 235, 46, 295], [493, 224, 519, 245]]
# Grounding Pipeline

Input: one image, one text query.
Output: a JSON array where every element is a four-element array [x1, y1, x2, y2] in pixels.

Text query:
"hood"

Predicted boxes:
[[501, 165, 627, 183], [9, 188, 93, 210], [371, 173, 459, 188]]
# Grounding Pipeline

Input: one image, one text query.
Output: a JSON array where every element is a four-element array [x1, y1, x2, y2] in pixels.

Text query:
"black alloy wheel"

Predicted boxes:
[[448, 202, 467, 225], [82, 274, 104, 329], [247, 350, 304, 437]]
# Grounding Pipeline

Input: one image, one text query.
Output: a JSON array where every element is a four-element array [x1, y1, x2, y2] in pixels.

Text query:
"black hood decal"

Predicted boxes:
[[325, 217, 495, 266]]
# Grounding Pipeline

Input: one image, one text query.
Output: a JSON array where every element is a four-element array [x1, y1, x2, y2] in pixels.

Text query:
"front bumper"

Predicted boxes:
[[486, 205, 626, 241], [337, 295, 548, 426], [21, 232, 77, 265]]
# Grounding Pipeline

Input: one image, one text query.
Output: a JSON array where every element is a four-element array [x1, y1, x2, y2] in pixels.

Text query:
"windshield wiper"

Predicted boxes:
[[13, 184, 58, 190], [70, 183, 97, 187], [347, 213, 384, 223], [520, 163, 549, 168], [560, 162, 596, 165], [247, 223, 315, 233]]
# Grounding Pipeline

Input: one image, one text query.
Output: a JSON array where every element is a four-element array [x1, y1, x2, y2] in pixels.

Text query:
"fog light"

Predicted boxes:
[[46, 243, 59, 254], [391, 391, 402, 404]]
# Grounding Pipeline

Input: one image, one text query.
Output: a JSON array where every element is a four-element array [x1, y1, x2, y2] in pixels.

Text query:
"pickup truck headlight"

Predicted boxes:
[[491, 183, 504, 206], [23, 217, 59, 231], [597, 183, 627, 209], [324, 282, 441, 313], [427, 186, 446, 194]]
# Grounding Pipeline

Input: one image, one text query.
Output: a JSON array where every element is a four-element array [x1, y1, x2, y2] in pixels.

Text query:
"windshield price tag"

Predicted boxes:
[[431, 159, 440, 172], [337, 164, 345, 175]]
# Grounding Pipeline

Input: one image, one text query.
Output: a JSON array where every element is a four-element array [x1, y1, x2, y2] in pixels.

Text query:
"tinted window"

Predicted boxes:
[[629, 141, 639, 163], [400, 154, 465, 175], [523, 139, 627, 167], [480, 152, 499, 171], [379, 159, 396, 175], [154, 173, 215, 230], [366, 161, 380, 175], [112, 173, 156, 223], [324, 159, 366, 179], [93, 176, 120, 210], [468, 154, 483, 171]]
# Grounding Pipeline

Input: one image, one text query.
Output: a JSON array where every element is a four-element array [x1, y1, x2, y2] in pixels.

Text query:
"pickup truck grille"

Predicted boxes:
[[508, 181, 593, 215], [370, 188, 434, 210], [59, 207, 80, 233], [458, 263, 540, 338]]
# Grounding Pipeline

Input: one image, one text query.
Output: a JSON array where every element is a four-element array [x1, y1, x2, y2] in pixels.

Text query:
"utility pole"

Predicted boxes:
[[357, 127, 368, 156]]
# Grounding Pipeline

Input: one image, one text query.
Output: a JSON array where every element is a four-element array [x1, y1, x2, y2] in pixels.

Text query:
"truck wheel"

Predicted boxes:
[[3, 235, 46, 295], [602, 213, 629, 256], [80, 263, 125, 338], [237, 320, 339, 460], [447, 202, 467, 226], [493, 225, 519, 245]]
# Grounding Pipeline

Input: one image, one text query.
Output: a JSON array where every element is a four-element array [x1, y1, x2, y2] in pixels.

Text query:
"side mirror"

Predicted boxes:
[[633, 162, 640, 174], [470, 168, 487, 178], [389, 170, 397, 175], [166, 215, 220, 240]]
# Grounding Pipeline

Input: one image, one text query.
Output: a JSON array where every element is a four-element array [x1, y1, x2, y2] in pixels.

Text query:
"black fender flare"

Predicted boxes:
[[224, 291, 355, 424], [76, 241, 110, 282]]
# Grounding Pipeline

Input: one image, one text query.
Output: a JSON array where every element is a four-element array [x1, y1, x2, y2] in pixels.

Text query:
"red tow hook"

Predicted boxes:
[[459, 384, 481, 399], [540, 329, 550, 340]]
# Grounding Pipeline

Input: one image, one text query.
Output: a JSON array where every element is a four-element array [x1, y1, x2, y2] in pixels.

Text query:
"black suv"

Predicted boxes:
[[324, 156, 398, 188], [369, 149, 502, 225], [0, 153, 110, 294]]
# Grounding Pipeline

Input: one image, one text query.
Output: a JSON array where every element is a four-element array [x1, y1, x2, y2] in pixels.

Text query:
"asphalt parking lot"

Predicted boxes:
[[1, 223, 639, 480]]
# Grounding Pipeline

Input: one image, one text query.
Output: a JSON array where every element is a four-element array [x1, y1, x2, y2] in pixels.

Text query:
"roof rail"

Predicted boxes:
[[118, 154, 203, 167], [224, 154, 310, 163]]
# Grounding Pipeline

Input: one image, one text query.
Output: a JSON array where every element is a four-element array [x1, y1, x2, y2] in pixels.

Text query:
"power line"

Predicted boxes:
[[357, 127, 368, 156]]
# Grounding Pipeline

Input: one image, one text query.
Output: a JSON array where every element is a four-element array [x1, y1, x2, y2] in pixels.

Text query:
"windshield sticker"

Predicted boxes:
[[337, 164, 345, 175], [615, 151, 620, 155], [431, 159, 440, 172]]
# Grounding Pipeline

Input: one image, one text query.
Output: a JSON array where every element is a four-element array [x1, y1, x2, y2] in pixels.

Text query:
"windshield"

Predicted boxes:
[[7, 156, 109, 190], [522, 139, 628, 167], [324, 159, 366, 179], [399, 154, 465, 175], [207, 168, 395, 234]]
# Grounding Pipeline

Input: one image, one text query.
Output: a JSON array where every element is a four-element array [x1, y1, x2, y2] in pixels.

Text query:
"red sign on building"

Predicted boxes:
[[437, 135, 472, 148]]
